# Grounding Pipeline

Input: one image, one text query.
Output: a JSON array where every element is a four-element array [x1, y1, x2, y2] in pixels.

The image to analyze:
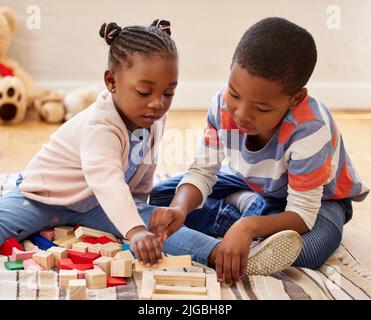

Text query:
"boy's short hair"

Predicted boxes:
[[232, 17, 317, 95]]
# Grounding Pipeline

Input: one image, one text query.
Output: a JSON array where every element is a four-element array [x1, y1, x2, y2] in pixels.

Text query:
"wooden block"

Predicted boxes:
[[59, 269, 78, 289], [10, 247, 39, 261], [96, 236, 115, 244], [155, 285, 207, 295], [206, 273, 221, 300], [65, 263, 94, 271], [47, 246, 68, 265], [153, 271, 206, 287], [88, 243, 102, 254], [58, 258, 74, 270], [85, 269, 107, 289], [69, 279, 87, 300], [93, 256, 113, 274], [72, 242, 92, 253], [23, 240, 37, 251], [74, 226, 117, 241], [40, 229, 54, 241], [77, 270, 85, 279], [0, 238, 24, 256], [4, 260, 24, 270], [53, 226, 74, 240], [68, 250, 100, 264], [23, 258, 43, 271], [134, 255, 192, 271], [114, 250, 134, 262], [32, 251, 55, 270], [29, 234, 57, 251], [139, 271, 155, 300], [107, 276, 127, 287], [53, 234, 79, 249], [82, 236, 99, 244], [100, 243, 122, 257], [111, 259, 132, 277]]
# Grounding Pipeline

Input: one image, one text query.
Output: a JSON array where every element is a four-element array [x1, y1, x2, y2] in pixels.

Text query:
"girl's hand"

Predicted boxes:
[[215, 218, 255, 285], [149, 206, 187, 242], [126, 226, 163, 266]]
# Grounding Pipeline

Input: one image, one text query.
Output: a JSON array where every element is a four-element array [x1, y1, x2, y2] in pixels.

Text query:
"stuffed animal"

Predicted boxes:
[[64, 86, 100, 121], [0, 6, 65, 124]]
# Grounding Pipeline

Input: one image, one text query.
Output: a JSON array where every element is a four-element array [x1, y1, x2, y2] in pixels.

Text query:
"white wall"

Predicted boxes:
[[3, 0, 371, 108]]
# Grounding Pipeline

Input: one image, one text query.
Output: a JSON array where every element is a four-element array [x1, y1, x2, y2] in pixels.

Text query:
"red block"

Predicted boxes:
[[58, 258, 74, 271], [64, 263, 94, 271], [68, 250, 100, 264], [96, 236, 114, 244], [0, 238, 24, 256], [107, 276, 127, 287], [82, 236, 99, 244]]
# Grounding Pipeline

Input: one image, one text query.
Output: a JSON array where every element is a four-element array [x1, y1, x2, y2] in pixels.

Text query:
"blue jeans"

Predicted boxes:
[[149, 170, 353, 270], [0, 176, 220, 265]]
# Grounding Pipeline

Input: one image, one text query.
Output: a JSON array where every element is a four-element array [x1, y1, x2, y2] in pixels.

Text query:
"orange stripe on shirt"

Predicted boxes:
[[291, 96, 317, 125], [204, 125, 221, 148], [220, 108, 239, 131], [331, 123, 338, 149], [330, 159, 354, 199], [244, 181, 264, 193], [278, 121, 296, 144], [288, 154, 332, 192]]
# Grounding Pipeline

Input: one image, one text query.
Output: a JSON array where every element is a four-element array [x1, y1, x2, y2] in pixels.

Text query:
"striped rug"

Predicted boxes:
[[0, 173, 370, 300]]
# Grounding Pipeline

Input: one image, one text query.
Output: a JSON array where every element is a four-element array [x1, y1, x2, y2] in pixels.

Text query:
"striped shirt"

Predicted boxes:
[[178, 87, 369, 229]]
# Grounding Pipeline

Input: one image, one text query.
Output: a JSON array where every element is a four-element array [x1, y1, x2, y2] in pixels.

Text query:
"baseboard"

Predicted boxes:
[[37, 80, 371, 110]]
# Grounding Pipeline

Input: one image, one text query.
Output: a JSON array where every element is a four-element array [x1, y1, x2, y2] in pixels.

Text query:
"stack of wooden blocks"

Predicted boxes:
[[135, 254, 221, 300], [0, 225, 134, 300], [1, 225, 221, 300], [140, 271, 220, 300]]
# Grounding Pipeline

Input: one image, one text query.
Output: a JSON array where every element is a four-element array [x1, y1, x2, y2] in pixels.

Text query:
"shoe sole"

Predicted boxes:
[[245, 230, 303, 276]]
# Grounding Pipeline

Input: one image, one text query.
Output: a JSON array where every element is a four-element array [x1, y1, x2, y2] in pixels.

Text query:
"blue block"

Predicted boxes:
[[29, 234, 58, 250], [122, 243, 136, 258]]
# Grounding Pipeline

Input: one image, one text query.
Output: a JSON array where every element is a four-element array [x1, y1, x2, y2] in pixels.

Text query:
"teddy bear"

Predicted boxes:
[[0, 6, 65, 124], [63, 86, 100, 121]]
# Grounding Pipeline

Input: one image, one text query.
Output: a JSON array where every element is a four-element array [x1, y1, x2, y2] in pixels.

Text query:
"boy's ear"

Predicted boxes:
[[289, 88, 307, 108], [104, 69, 116, 92]]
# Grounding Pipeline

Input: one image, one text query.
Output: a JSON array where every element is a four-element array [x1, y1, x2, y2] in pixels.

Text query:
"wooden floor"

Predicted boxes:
[[1, 109, 370, 269]]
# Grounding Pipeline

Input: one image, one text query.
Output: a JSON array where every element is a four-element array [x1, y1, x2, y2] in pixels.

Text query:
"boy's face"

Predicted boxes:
[[105, 54, 178, 131], [226, 62, 306, 143]]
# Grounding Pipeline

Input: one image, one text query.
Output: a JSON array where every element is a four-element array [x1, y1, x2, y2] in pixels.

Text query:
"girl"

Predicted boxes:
[[0, 19, 178, 266]]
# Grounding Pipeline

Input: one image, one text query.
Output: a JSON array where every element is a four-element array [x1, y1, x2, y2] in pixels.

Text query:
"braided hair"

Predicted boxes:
[[99, 19, 177, 70]]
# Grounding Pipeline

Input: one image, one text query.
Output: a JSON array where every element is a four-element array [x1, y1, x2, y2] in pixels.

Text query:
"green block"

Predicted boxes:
[[4, 260, 24, 270]]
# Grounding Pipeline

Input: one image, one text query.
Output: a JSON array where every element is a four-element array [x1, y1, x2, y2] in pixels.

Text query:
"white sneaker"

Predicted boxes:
[[245, 230, 303, 276]]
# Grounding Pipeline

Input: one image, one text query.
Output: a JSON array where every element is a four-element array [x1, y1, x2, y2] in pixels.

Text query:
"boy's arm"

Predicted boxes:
[[150, 100, 226, 238]]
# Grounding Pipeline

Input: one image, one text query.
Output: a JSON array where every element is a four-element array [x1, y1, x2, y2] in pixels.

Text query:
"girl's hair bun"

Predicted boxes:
[[151, 19, 171, 36], [99, 22, 122, 45]]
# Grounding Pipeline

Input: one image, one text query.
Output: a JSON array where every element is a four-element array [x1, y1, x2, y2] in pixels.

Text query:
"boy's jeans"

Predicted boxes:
[[149, 170, 353, 269]]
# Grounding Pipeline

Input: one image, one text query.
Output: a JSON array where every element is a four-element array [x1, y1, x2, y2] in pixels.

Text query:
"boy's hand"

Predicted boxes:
[[126, 226, 163, 266], [149, 206, 187, 242], [215, 218, 255, 285]]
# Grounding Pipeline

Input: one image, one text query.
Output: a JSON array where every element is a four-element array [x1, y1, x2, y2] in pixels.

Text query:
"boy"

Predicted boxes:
[[149, 17, 369, 284]]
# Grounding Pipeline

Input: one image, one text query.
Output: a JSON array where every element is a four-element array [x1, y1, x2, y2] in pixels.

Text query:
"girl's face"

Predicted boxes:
[[226, 62, 306, 145], [105, 54, 178, 131]]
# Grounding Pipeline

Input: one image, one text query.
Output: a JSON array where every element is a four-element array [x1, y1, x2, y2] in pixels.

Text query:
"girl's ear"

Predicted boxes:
[[104, 69, 116, 93], [289, 88, 307, 109]]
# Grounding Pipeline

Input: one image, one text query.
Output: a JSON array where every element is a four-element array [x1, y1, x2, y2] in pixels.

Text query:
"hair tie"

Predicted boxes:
[[153, 19, 171, 36], [103, 23, 122, 45]]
